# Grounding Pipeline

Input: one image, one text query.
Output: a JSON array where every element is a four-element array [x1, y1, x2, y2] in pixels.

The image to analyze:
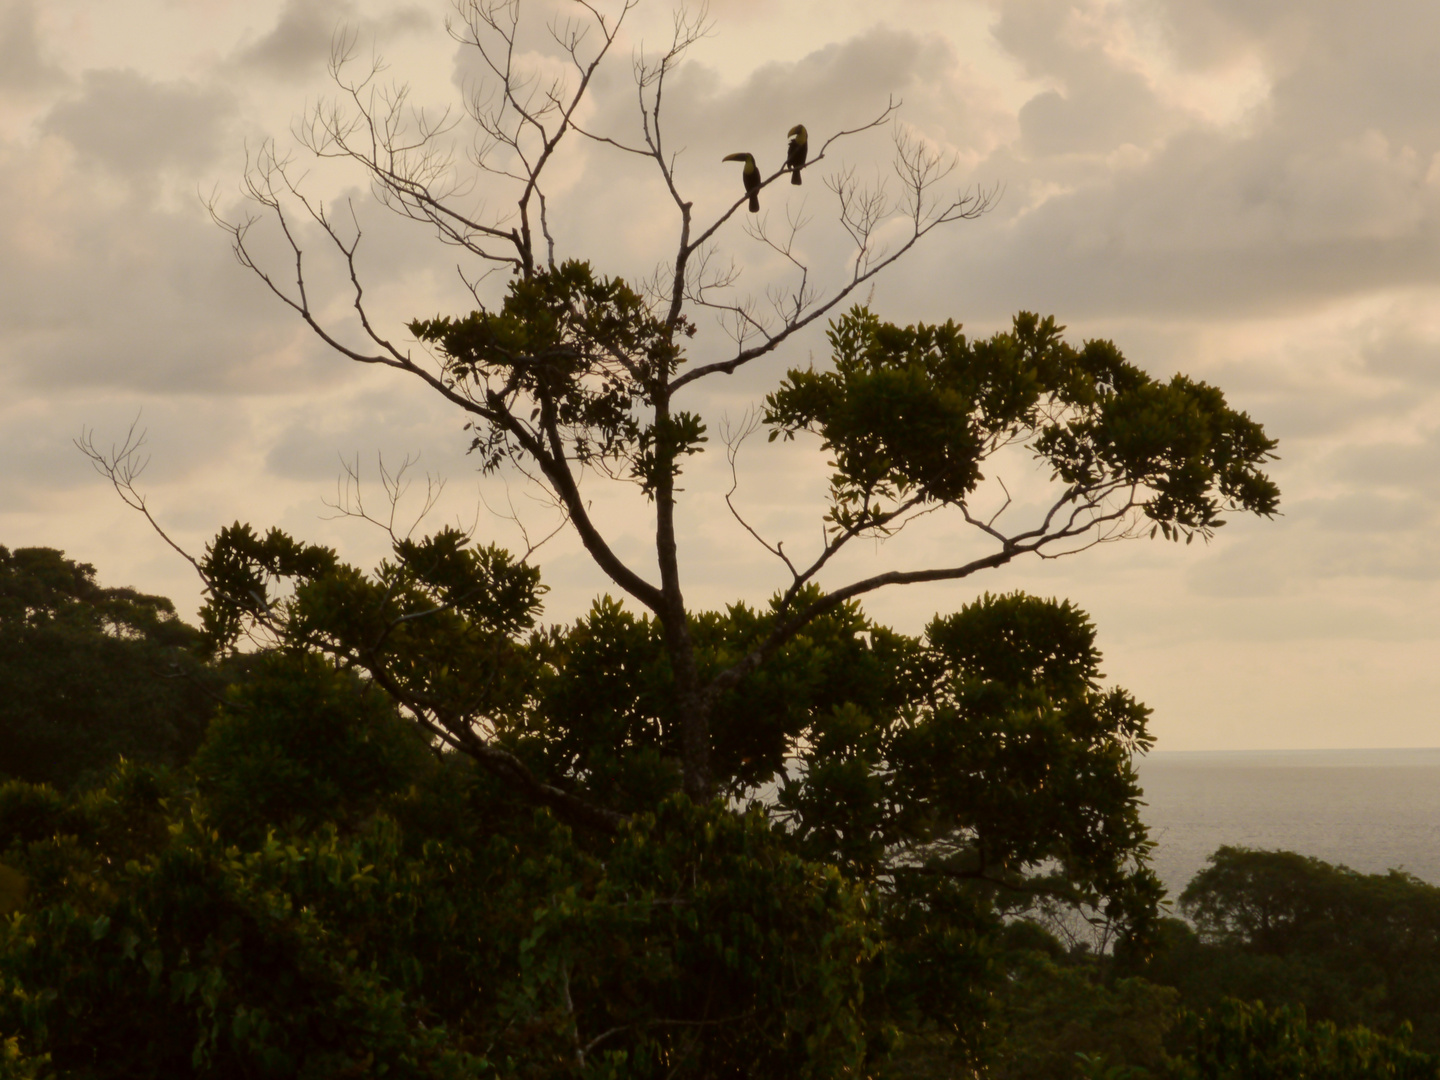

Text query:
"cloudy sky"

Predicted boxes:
[[3, 0, 1438, 751]]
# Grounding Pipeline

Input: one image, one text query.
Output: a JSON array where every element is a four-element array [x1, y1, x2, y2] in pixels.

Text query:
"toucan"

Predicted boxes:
[[723, 152, 761, 212], [786, 124, 808, 185]]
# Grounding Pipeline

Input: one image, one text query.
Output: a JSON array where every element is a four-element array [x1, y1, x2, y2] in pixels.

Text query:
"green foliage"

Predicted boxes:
[[877, 873, 1002, 1069], [521, 587, 1158, 920], [524, 598, 680, 812], [0, 762, 175, 915], [18, 282, 1283, 1076], [191, 652, 435, 845], [0, 818, 485, 1078], [702, 592, 925, 807], [765, 308, 1278, 540], [410, 261, 702, 494], [877, 917, 1178, 1080], [0, 549, 1173, 1078], [1146, 847, 1440, 1052], [193, 517, 1162, 954], [0, 1033, 48, 1080], [80, 7, 1286, 1057], [509, 797, 880, 1080], [1171, 999, 1440, 1080], [517, 592, 925, 814], [202, 521, 540, 647], [199, 523, 542, 736], [0, 865, 24, 916], [987, 948, 1177, 1079], [0, 546, 223, 788], [507, 585, 1167, 998], [776, 593, 1161, 932], [0, 757, 880, 1079]]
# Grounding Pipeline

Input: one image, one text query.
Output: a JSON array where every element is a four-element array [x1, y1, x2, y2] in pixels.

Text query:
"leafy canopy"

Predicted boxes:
[[1144, 846, 1440, 1053], [410, 261, 707, 499], [0, 546, 222, 789], [766, 309, 1278, 541]]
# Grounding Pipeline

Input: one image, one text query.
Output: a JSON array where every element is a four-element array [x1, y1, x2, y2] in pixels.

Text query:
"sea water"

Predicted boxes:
[[1136, 748, 1440, 904]]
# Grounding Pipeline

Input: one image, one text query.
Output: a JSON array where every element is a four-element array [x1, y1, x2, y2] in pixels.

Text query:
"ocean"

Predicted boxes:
[[1136, 748, 1440, 905]]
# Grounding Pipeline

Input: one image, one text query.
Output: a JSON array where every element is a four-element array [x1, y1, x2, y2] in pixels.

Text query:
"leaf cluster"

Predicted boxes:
[[0, 765, 485, 1079], [0, 530, 1165, 1076], [196, 517, 1164, 943], [199, 522, 542, 732], [411, 261, 705, 497], [770, 593, 1160, 923], [765, 308, 1278, 540], [1172, 999, 1440, 1080]]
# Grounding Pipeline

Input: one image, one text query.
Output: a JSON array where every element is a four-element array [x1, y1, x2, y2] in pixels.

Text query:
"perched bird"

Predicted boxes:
[[785, 124, 808, 185], [723, 152, 761, 212]]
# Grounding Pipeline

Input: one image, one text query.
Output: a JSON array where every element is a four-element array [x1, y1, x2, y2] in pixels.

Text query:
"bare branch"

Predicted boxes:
[[672, 125, 998, 392], [475, 472, 571, 564], [697, 473, 1155, 714], [720, 410, 798, 578], [75, 420, 210, 593], [323, 453, 448, 546]]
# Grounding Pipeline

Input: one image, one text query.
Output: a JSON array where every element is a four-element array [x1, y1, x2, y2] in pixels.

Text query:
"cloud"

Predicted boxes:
[[42, 69, 237, 177], [869, 0, 1440, 325], [236, 0, 355, 78], [1362, 324, 1440, 389], [991, 1, 1174, 157], [234, 0, 431, 82], [0, 125, 346, 397], [1152, 0, 1440, 147], [261, 383, 475, 483], [1330, 428, 1440, 501], [1303, 492, 1431, 535], [0, 0, 66, 98]]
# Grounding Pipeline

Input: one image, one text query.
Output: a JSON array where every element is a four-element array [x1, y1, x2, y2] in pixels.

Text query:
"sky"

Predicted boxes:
[[3, 0, 1439, 752]]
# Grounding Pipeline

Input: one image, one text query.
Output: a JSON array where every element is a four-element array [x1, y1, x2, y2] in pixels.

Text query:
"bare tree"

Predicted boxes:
[[199, 0, 1273, 808]]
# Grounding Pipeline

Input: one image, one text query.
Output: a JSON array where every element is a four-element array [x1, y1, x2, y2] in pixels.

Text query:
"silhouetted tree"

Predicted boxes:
[[0, 545, 220, 788], [199, 0, 1276, 810]]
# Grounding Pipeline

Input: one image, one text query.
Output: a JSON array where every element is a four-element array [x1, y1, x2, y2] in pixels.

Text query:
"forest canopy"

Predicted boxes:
[[4, 577, 1439, 1078], [0, 546, 224, 790]]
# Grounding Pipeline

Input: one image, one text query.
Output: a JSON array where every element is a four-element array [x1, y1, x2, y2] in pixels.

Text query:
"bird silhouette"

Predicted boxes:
[[786, 125, 808, 185], [723, 152, 761, 212]]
